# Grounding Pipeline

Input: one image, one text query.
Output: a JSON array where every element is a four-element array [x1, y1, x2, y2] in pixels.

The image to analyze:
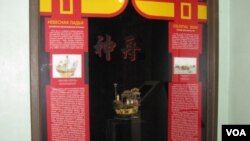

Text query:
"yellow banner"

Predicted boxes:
[[133, 0, 175, 18], [81, 0, 127, 16], [39, 0, 207, 21], [40, 0, 52, 13]]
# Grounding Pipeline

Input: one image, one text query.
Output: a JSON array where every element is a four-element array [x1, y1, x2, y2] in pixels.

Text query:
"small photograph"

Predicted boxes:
[[174, 57, 197, 74], [52, 54, 82, 78]]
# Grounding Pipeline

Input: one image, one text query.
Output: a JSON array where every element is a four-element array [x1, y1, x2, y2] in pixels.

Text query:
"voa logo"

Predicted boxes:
[[226, 129, 246, 136]]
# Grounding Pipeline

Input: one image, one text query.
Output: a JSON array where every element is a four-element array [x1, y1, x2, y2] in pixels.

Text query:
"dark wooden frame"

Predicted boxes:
[[206, 0, 219, 141], [30, 0, 219, 140], [30, 0, 41, 141]]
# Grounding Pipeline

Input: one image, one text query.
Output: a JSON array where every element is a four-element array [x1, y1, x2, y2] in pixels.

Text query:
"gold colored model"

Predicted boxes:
[[113, 83, 141, 117]]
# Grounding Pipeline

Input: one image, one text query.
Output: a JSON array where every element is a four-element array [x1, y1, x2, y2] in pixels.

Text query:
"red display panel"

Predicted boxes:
[[46, 86, 90, 141], [42, 1, 90, 140], [169, 22, 202, 55], [45, 18, 88, 53], [168, 82, 202, 141]]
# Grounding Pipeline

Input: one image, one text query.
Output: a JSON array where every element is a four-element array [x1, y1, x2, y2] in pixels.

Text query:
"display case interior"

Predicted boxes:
[[89, 2, 171, 141]]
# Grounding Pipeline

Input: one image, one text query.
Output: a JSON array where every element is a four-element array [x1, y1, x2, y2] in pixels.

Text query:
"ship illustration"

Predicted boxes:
[[113, 83, 141, 117], [56, 55, 78, 77]]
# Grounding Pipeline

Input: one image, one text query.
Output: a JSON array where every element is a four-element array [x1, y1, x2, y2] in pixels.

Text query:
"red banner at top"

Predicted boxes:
[[51, 0, 81, 18]]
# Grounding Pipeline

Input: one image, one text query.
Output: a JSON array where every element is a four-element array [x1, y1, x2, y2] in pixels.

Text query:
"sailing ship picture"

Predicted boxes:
[[174, 57, 197, 74], [52, 54, 82, 78]]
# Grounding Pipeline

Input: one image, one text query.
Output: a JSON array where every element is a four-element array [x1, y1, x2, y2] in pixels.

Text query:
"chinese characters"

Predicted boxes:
[[122, 36, 141, 62], [94, 35, 141, 62], [94, 34, 117, 61]]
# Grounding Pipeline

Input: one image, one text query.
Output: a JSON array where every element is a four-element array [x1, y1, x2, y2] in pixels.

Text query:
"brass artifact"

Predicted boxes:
[[113, 83, 141, 117]]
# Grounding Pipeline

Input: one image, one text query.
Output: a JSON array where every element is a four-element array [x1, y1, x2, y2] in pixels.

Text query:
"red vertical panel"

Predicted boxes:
[[168, 83, 202, 141], [43, 1, 90, 140]]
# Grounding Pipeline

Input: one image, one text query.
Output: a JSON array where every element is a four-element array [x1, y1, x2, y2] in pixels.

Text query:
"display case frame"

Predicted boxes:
[[30, 0, 218, 141]]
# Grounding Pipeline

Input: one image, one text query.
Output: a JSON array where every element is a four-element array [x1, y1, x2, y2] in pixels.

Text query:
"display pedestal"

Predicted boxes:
[[106, 117, 141, 141]]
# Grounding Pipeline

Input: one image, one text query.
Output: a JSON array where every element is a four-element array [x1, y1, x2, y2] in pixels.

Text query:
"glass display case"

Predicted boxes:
[[30, 0, 218, 141]]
